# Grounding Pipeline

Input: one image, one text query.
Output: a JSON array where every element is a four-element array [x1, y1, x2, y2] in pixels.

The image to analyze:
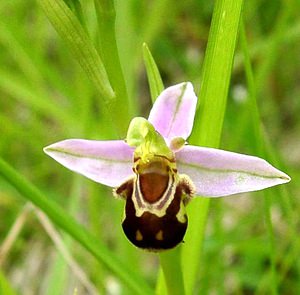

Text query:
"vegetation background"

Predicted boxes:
[[0, 0, 298, 294]]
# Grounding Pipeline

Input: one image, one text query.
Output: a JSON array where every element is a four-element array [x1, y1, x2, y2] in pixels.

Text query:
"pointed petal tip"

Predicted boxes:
[[176, 145, 291, 198], [43, 142, 56, 153], [43, 142, 57, 156], [267, 163, 291, 184], [184, 81, 194, 89], [43, 139, 73, 157], [43, 145, 48, 154], [279, 171, 291, 183]]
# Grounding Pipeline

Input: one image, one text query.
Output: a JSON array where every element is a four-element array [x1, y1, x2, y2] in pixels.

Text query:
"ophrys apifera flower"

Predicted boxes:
[[44, 82, 290, 251]]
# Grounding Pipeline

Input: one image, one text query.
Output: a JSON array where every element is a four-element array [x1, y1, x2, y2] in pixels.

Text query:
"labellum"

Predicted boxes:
[[115, 154, 194, 251], [114, 117, 195, 251]]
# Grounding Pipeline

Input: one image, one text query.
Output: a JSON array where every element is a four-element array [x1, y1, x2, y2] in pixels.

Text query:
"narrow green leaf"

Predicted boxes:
[[63, 0, 86, 27], [36, 0, 114, 102], [155, 269, 167, 295], [142, 43, 164, 103], [0, 19, 43, 88], [182, 0, 244, 294], [0, 157, 152, 295], [159, 247, 185, 295], [94, 0, 132, 123]]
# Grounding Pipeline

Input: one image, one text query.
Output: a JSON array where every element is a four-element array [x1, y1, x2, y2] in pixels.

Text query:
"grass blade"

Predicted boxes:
[[94, 0, 132, 121], [159, 247, 185, 295], [36, 0, 135, 135], [182, 0, 244, 293], [0, 157, 152, 295], [142, 43, 164, 102], [36, 0, 114, 103]]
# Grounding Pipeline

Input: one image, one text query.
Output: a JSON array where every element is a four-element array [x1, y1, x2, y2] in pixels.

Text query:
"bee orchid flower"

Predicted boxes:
[[44, 82, 291, 251]]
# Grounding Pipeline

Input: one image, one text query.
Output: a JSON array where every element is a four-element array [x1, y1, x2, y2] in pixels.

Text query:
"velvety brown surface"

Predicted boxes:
[[139, 173, 169, 203], [122, 185, 187, 250]]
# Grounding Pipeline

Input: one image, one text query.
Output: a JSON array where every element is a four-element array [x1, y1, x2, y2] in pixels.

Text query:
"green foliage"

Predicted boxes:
[[143, 42, 164, 102], [0, 157, 152, 295], [183, 1, 243, 294], [0, 0, 298, 294]]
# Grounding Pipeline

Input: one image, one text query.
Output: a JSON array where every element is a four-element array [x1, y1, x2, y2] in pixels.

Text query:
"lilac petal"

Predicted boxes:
[[148, 82, 197, 143], [176, 145, 291, 197], [44, 139, 134, 187]]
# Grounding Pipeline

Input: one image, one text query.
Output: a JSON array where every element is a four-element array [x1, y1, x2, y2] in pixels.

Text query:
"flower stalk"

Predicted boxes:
[[182, 0, 244, 293], [94, 0, 133, 131]]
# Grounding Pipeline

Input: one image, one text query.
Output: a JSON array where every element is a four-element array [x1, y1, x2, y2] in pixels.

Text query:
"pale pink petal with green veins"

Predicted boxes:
[[148, 82, 197, 143], [44, 139, 133, 187], [176, 145, 291, 197]]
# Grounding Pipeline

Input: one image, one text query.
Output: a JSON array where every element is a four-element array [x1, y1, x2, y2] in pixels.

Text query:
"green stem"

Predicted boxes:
[[0, 157, 152, 295], [182, 0, 244, 293], [94, 0, 132, 134], [159, 247, 185, 295], [181, 199, 210, 294]]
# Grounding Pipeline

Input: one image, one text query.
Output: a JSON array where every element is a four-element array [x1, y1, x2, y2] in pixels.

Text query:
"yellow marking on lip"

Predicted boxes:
[[176, 201, 187, 223], [155, 230, 163, 241], [132, 170, 178, 218], [135, 230, 143, 241]]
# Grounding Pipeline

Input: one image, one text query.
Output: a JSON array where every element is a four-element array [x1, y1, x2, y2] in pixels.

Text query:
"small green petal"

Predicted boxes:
[[169, 137, 186, 151], [126, 117, 173, 160]]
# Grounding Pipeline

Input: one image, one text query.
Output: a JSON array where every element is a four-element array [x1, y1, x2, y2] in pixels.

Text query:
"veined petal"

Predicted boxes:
[[148, 82, 197, 143], [44, 139, 134, 187], [176, 145, 291, 197]]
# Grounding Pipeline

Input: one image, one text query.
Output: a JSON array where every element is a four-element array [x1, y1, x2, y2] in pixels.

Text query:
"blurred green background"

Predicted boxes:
[[0, 0, 298, 294]]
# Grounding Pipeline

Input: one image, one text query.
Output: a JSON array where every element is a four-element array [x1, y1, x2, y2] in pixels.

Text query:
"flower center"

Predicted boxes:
[[139, 173, 169, 203], [136, 156, 170, 204]]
